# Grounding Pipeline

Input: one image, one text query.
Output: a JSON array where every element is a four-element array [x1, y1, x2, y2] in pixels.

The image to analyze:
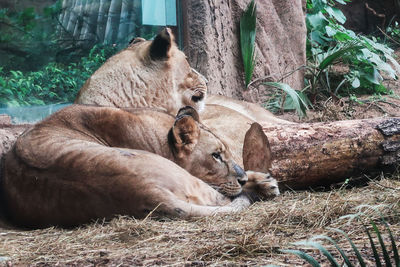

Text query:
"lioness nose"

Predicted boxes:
[[233, 164, 247, 185]]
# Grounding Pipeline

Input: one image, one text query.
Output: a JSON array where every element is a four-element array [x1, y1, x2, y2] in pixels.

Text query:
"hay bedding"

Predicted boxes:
[[1, 176, 399, 266]]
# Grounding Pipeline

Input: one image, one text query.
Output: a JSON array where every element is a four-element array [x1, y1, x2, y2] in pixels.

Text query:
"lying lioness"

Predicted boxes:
[[1, 105, 278, 228]]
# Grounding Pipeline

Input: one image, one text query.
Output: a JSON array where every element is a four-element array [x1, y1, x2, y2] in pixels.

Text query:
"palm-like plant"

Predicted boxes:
[[281, 206, 399, 267], [240, 0, 257, 88]]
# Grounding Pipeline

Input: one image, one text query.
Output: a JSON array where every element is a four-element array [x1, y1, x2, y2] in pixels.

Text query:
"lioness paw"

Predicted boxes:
[[244, 171, 280, 201]]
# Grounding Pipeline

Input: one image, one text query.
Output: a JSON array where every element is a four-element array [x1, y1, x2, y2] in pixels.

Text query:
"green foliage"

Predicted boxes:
[[264, 82, 310, 118], [0, 2, 63, 71], [306, 0, 398, 98], [240, 0, 257, 88], [0, 45, 117, 107], [281, 206, 399, 266]]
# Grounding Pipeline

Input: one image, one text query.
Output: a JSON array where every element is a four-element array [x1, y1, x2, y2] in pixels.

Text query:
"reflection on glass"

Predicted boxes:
[[0, 0, 181, 121]]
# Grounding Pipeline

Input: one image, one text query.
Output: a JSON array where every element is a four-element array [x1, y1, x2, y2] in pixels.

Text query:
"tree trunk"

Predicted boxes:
[[61, 0, 75, 33], [97, 0, 111, 43], [66, 0, 79, 36], [117, 0, 133, 43], [58, 0, 69, 34], [73, 0, 86, 39], [104, 0, 122, 44], [263, 118, 400, 189], [81, 1, 100, 44], [128, 1, 141, 38], [79, 0, 92, 42]]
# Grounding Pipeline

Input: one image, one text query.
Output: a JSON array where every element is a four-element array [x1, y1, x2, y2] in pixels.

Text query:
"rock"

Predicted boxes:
[[185, 0, 306, 102], [339, 0, 400, 34]]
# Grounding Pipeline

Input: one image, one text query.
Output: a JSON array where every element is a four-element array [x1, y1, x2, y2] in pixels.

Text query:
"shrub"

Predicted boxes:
[[306, 0, 399, 99], [0, 44, 117, 107]]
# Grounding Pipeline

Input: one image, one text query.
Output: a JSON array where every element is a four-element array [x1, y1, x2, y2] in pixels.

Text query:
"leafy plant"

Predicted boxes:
[[0, 44, 117, 107], [281, 206, 399, 266], [240, 0, 257, 88], [306, 0, 399, 99], [265, 82, 310, 118], [0, 2, 63, 72]]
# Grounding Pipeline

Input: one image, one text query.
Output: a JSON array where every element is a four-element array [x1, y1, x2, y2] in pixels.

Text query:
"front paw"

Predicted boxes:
[[243, 171, 280, 201]]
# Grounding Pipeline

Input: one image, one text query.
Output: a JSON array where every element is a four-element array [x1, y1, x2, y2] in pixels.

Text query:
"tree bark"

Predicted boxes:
[[117, 0, 133, 43], [96, 0, 111, 43], [263, 118, 400, 189], [61, 0, 75, 33], [79, 0, 92, 42], [66, 0, 79, 36], [73, 0, 86, 39], [81, 1, 100, 44], [104, 0, 122, 44]]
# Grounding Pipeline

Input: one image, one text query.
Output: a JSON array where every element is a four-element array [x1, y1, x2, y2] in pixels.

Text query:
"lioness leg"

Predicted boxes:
[[159, 194, 250, 218], [243, 171, 280, 201]]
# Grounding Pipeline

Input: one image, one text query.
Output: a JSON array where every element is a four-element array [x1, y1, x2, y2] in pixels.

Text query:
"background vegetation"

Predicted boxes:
[[0, 0, 168, 107], [0, 1, 118, 107], [239, 0, 400, 117]]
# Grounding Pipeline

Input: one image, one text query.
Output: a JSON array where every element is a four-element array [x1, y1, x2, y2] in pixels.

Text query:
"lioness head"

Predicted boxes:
[[75, 28, 207, 115], [168, 107, 247, 197]]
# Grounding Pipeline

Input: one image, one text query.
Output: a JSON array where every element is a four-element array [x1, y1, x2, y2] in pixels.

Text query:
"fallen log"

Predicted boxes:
[[264, 118, 400, 189], [202, 105, 400, 189]]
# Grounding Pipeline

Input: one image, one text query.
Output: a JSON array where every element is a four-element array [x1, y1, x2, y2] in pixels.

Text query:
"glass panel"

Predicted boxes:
[[0, 0, 182, 123], [142, 0, 176, 26]]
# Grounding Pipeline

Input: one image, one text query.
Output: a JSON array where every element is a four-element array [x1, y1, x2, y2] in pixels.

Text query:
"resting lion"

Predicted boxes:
[[74, 28, 291, 165], [1, 105, 278, 228]]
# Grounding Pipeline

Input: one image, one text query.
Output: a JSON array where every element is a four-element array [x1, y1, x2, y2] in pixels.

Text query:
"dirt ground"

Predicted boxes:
[[2, 65, 400, 267]]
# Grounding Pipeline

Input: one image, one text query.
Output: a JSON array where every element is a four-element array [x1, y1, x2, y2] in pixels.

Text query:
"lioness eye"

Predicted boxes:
[[212, 152, 222, 161], [191, 92, 204, 103]]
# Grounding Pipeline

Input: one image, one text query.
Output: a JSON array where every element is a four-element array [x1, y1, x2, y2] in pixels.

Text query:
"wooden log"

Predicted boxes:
[[263, 118, 400, 189]]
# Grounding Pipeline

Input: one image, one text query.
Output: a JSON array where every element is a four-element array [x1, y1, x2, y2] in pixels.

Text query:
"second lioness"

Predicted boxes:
[[2, 105, 278, 228]]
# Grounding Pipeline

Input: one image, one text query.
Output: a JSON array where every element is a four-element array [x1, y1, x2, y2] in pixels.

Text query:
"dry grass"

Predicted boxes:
[[1, 175, 399, 266]]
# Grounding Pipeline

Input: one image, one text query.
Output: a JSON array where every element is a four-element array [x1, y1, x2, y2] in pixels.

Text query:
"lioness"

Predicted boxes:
[[1, 105, 278, 228], [75, 28, 207, 116], [74, 28, 291, 166]]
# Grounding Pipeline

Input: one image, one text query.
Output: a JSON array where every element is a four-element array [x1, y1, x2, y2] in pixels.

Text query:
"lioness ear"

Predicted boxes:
[[150, 28, 175, 60], [243, 123, 272, 173], [176, 106, 200, 122], [169, 107, 200, 158]]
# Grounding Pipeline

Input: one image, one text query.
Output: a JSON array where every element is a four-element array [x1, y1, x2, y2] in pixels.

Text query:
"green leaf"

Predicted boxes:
[[325, 26, 337, 37], [361, 221, 382, 267], [351, 77, 360, 88], [370, 219, 392, 267], [264, 82, 309, 117], [331, 228, 366, 267], [294, 241, 340, 267], [325, 6, 346, 24], [318, 44, 363, 71], [381, 219, 400, 267], [240, 0, 257, 88], [280, 249, 321, 267], [311, 235, 353, 267], [307, 12, 328, 30]]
